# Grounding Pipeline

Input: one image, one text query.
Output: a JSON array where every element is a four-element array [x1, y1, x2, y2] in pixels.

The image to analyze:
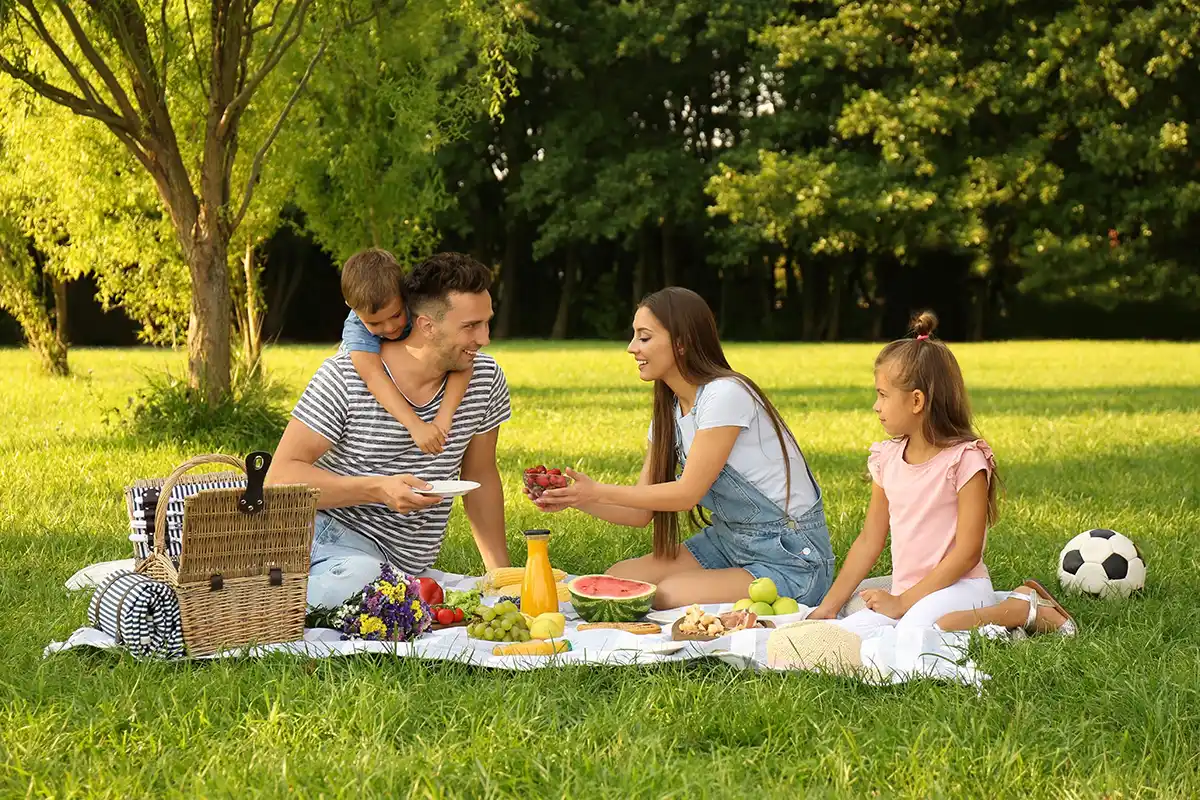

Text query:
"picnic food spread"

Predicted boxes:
[[567, 575, 657, 622], [678, 605, 763, 637], [732, 577, 802, 617]]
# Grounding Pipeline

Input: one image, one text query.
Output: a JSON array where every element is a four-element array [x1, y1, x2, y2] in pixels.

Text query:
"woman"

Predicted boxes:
[[529, 287, 835, 610]]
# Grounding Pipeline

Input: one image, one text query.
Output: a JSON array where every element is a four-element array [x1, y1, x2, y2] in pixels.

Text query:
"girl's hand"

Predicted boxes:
[[541, 468, 599, 507], [860, 589, 906, 619]]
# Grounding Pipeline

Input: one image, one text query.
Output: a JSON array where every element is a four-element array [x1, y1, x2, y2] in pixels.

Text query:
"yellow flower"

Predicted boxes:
[[410, 599, 423, 620], [359, 615, 386, 637], [379, 581, 406, 603]]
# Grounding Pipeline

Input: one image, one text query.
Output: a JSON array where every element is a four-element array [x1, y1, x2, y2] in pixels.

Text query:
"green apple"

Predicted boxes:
[[772, 596, 801, 615], [747, 577, 778, 605], [733, 598, 753, 611], [749, 601, 775, 617]]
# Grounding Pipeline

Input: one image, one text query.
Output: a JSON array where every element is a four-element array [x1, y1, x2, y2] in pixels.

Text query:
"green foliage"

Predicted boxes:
[[288, 0, 533, 264], [706, 0, 1200, 309], [109, 359, 291, 453], [0, 215, 66, 374]]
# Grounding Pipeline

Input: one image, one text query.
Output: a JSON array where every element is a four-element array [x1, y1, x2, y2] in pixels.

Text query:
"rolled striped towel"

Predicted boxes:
[[87, 570, 185, 659]]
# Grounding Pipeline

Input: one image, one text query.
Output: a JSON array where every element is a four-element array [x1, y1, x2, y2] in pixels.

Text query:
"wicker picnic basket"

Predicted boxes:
[[134, 453, 320, 657]]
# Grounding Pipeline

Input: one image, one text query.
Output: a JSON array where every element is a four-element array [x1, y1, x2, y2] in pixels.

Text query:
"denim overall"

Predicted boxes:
[[677, 387, 835, 606]]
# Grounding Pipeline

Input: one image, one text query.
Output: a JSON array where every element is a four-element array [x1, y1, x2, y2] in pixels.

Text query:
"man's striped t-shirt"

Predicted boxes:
[[291, 351, 511, 573]]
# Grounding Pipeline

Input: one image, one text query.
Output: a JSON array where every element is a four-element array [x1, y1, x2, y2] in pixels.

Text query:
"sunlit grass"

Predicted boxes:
[[1, 340, 1197, 798]]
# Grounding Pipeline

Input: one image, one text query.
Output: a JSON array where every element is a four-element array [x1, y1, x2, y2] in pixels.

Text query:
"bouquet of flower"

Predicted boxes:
[[334, 563, 432, 642]]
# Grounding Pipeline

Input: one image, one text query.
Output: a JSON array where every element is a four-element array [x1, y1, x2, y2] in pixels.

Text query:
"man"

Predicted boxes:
[[267, 251, 511, 608]]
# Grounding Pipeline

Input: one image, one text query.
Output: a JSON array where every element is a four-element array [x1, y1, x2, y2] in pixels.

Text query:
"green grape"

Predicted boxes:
[[500, 618, 514, 631], [483, 628, 496, 641], [478, 606, 496, 622], [503, 632, 513, 642], [517, 630, 531, 642]]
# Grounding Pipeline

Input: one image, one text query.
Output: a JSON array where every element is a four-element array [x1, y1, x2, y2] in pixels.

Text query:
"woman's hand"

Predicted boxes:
[[806, 604, 839, 621], [540, 468, 601, 507], [859, 589, 906, 619], [523, 484, 571, 513]]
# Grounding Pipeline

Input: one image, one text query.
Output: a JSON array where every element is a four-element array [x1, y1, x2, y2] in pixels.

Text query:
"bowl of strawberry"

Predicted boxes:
[[523, 465, 570, 499]]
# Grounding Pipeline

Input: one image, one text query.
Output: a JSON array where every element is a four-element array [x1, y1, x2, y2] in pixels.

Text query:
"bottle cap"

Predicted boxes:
[[523, 529, 551, 539]]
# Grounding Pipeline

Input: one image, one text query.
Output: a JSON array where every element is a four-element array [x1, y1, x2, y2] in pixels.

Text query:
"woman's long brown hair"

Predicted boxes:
[[875, 311, 1002, 525], [642, 287, 802, 557]]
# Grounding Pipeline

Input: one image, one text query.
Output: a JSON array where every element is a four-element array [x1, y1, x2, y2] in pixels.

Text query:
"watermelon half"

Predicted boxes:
[[567, 575, 657, 622]]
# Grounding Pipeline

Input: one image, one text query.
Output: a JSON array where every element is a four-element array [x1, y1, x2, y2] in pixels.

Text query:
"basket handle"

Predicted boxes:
[[151, 454, 247, 555]]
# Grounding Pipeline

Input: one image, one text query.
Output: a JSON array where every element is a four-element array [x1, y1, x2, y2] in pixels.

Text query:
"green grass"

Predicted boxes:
[[2, 340, 1199, 798]]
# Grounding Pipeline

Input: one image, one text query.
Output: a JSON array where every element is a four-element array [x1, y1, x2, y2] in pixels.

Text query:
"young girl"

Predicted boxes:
[[809, 312, 1076, 638], [530, 287, 835, 610]]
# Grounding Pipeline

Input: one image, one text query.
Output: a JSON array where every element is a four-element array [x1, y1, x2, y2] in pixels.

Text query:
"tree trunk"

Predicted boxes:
[[551, 250, 579, 340], [239, 240, 263, 367], [632, 227, 652, 309], [661, 218, 677, 286], [969, 279, 987, 342], [0, 276, 68, 376], [51, 276, 69, 347], [718, 267, 735, 337], [799, 259, 824, 341], [495, 219, 523, 339], [825, 267, 844, 341], [184, 216, 232, 402], [759, 253, 774, 336]]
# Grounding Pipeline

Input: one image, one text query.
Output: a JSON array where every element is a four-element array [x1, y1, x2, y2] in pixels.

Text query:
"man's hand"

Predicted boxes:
[[373, 474, 443, 513], [860, 589, 906, 620], [410, 420, 447, 455]]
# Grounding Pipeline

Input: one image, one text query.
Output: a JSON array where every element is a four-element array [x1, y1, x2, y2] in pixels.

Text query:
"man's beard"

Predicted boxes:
[[431, 330, 469, 372]]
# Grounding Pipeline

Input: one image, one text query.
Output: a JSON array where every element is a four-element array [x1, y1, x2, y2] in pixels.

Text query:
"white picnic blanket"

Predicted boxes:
[[48, 562, 1007, 687]]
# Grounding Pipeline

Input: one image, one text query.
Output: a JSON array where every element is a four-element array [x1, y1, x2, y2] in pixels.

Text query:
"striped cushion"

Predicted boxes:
[[87, 570, 185, 659], [128, 479, 247, 561]]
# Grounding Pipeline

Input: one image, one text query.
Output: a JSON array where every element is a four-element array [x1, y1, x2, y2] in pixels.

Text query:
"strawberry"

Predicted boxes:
[[535, 475, 550, 487], [547, 468, 561, 475]]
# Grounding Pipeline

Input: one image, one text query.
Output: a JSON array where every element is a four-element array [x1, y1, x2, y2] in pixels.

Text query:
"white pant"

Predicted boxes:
[[833, 577, 998, 637]]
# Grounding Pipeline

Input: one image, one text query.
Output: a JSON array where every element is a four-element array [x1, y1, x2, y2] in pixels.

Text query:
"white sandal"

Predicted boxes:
[[1009, 580, 1077, 638]]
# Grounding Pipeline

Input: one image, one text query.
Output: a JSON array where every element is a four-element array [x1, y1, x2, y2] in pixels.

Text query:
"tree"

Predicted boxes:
[[0, 2, 376, 401], [0, 215, 67, 373], [289, 0, 530, 266]]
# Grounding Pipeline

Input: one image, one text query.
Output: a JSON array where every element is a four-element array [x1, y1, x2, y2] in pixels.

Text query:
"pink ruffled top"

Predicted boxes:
[[867, 437, 996, 594]]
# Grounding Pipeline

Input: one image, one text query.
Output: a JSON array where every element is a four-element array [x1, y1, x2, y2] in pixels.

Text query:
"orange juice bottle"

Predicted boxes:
[[520, 529, 558, 617]]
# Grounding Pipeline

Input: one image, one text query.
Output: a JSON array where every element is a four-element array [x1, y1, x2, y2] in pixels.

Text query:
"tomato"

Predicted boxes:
[[452, 607, 465, 622], [416, 577, 444, 606], [435, 607, 455, 625]]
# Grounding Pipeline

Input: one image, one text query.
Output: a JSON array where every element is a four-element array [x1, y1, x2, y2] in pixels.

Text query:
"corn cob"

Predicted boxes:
[[492, 639, 572, 656]]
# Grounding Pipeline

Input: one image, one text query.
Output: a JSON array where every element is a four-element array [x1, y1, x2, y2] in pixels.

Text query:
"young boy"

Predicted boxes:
[[340, 248, 472, 455]]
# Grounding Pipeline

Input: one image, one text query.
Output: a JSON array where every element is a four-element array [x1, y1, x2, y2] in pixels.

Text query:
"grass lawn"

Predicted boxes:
[[1, 340, 1198, 798]]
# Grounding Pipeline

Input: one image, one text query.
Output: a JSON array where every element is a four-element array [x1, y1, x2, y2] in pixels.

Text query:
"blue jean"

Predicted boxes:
[[308, 512, 391, 608], [684, 499, 835, 606]]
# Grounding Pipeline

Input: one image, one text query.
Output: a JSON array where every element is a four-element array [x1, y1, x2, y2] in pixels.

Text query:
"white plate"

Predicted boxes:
[[646, 602, 814, 627], [412, 480, 480, 498]]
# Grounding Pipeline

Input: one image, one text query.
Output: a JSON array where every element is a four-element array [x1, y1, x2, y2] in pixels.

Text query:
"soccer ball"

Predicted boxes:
[[1058, 529, 1146, 598]]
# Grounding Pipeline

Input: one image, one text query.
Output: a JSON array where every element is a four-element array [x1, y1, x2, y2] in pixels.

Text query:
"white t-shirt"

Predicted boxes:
[[648, 378, 818, 518]]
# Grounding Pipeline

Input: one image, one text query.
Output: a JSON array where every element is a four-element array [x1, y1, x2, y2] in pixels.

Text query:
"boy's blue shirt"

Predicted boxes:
[[341, 308, 413, 354]]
